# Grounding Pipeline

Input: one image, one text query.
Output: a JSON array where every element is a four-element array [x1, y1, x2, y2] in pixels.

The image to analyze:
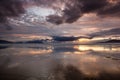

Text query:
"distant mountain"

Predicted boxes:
[[0, 40, 13, 44], [100, 39, 120, 43], [0, 39, 45, 44], [25, 40, 43, 43], [52, 36, 80, 42], [16, 40, 44, 44]]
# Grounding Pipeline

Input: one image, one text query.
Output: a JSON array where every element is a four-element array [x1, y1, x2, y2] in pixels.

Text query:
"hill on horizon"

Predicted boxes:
[[100, 39, 120, 43]]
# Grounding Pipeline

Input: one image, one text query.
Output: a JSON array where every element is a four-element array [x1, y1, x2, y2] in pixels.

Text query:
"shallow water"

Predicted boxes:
[[0, 44, 120, 80]]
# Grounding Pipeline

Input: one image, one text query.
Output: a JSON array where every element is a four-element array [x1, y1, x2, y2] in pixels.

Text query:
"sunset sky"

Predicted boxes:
[[0, 0, 120, 42]]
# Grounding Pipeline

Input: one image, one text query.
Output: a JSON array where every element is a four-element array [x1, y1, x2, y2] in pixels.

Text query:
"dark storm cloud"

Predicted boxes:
[[45, 0, 108, 24], [89, 28, 120, 38], [46, 0, 120, 24], [80, 0, 107, 13], [46, 1, 82, 24], [97, 1, 120, 17], [63, 0, 108, 23], [1, 0, 120, 25], [0, 0, 25, 23], [46, 15, 63, 24], [18, 0, 119, 25]]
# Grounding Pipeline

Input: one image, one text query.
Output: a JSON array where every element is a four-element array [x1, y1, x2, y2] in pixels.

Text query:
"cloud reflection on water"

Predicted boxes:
[[0, 44, 120, 80]]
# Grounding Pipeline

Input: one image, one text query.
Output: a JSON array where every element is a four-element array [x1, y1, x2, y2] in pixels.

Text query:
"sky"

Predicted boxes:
[[0, 0, 120, 42]]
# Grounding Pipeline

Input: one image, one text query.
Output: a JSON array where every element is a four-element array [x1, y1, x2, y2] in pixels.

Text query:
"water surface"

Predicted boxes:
[[0, 44, 120, 80]]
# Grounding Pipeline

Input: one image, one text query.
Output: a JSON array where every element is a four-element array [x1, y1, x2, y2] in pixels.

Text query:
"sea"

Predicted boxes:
[[0, 43, 120, 80]]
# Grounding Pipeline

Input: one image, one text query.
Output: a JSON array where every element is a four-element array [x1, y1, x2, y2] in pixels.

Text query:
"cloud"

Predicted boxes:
[[89, 28, 120, 38], [0, 0, 120, 41], [46, 15, 63, 24], [1, 0, 120, 25], [97, 1, 120, 17], [43, 0, 120, 24], [0, 0, 25, 23], [1, 0, 120, 24]]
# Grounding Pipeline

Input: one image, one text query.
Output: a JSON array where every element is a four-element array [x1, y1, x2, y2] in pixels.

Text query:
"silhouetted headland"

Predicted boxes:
[[100, 39, 120, 43], [0, 40, 13, 44], [52, 36, 80, 41]]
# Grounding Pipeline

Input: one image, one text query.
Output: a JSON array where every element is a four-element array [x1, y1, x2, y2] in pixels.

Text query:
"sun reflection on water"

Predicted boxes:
[[74, 45, 120, 52]]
